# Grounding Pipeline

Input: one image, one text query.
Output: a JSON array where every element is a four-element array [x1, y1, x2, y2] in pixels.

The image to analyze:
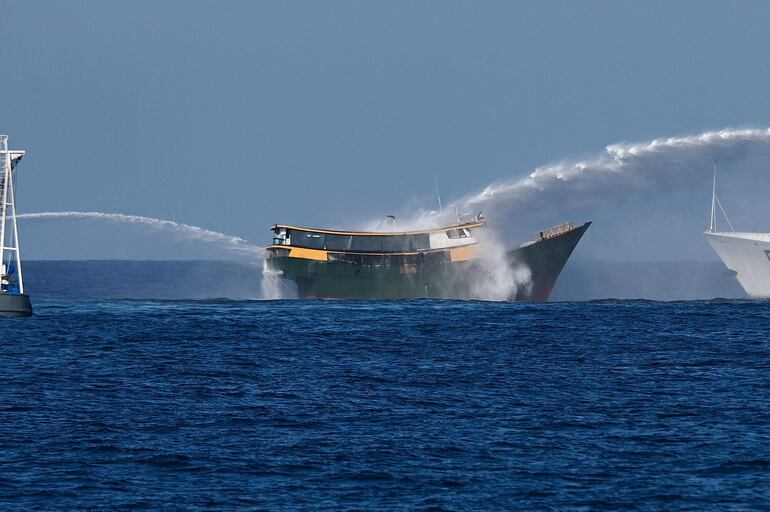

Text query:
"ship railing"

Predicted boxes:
[[537, 222, 574, 241]]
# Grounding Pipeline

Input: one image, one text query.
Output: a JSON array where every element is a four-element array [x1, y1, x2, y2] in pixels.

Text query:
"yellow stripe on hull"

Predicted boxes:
[[289, 247, 328, 261]]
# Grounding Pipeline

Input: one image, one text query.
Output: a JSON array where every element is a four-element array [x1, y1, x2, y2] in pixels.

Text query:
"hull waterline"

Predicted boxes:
[[0, 293, 32, 317]]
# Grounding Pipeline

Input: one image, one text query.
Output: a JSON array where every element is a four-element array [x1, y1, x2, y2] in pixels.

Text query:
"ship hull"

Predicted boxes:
[[0, 294, 32, 317], [510, 221, 591, 301], [268, 222, 590, 301], [706, 231, 770, 298]]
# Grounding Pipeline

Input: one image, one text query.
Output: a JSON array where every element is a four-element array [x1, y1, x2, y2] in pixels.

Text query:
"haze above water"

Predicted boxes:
[[17, 127, 770, 262], [3, 1, 770, 270]]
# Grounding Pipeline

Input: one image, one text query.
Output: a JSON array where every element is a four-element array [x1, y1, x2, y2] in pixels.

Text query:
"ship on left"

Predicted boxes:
[[0, 135, 32, 317]]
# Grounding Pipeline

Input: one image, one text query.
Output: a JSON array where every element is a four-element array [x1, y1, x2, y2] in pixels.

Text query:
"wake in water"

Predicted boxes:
[[17, 211, 265, 259]]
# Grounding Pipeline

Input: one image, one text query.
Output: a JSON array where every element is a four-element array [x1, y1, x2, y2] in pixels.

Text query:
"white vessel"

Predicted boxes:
[[704, 163, 770, 298]]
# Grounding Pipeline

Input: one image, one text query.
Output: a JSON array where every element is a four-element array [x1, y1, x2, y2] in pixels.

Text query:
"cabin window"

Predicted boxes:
[[409, 234, 430, 251], [381, 236, 410, 252], [289, 231, 433, 253], [446, 229, 467, 239], [350, 235, 384, 252], [324, 234, 353, 251], [272, 228, 287, 246], [292, 231, 325, 249]]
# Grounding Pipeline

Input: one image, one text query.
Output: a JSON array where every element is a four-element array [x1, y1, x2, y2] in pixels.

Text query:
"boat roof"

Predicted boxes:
[[272, 221, 485, 237]]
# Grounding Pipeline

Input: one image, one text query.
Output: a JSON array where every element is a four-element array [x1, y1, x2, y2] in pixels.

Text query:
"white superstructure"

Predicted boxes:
[[0, 135, 26, 295], [705, 163, 770, 297]]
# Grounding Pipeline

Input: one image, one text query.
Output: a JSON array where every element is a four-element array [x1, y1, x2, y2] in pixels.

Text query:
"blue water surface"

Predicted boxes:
[[2, 299, 770, 510]]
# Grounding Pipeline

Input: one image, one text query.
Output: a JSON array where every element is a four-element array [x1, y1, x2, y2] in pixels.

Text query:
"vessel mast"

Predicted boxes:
[[0, 135, 26, 295], [709, 160, 717, 233]]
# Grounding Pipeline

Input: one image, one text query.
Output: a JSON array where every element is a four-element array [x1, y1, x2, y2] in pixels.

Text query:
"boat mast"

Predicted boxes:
[[709, 160, 717, 233], [0, 135, 26, 295]]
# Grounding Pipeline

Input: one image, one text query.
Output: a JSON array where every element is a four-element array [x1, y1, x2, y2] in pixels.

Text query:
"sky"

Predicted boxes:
[[2, 0, 770, 260]]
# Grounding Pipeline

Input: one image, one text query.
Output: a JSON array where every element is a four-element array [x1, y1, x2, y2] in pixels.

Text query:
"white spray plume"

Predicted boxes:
[[387, 127, 770, 231], [260, 258, 285, 299], [17, 211, 265, 259], [361, 127, 770, 296], [467, 229, 532, 301], [460, 127, 770, 217]]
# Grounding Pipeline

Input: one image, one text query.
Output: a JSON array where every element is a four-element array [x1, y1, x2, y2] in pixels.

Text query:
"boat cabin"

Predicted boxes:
[[270, 221, 484, 254]]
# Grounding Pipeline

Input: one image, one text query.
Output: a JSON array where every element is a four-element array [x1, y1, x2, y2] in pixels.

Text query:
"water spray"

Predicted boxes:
[[459, 127, 770, 217], [17, 211, 265, 259]]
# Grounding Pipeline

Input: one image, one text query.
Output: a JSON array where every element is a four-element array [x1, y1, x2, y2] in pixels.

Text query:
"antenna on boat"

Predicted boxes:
[[709, 160, 717, 232], [708, 160, 736, 233], [434, 176, 443, 212]]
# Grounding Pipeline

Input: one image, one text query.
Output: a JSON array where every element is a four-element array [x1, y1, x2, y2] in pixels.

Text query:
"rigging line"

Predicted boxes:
[[715, 195, 736, 232]]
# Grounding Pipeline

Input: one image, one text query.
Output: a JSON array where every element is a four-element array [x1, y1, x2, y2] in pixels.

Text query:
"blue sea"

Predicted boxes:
[[2, 262, 769, 510]]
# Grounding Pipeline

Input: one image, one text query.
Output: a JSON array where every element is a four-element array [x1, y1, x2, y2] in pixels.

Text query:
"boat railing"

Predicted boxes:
[[537, 222, 574, 241]]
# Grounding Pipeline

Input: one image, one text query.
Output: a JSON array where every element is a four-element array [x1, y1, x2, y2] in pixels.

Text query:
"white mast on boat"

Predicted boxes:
[[0, 135, 26, 295], [707, 160, 735, 234], [709, 160, 717, 233]]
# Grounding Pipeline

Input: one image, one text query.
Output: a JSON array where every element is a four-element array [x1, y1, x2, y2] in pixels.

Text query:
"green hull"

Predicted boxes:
[[268, 256, 476, 299]]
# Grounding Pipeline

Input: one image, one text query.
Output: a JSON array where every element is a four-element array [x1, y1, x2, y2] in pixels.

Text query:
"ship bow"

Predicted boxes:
[[508, 222, 591, 301]]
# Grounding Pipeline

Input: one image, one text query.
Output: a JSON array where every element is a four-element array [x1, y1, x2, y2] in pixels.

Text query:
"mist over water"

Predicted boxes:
[[466, 229, 532, 301], [385, 127, 770, 261], [260, 258, 286, 300], [17, 211, 265, 259], [20, 128, 770, 261], [459, 128, 770, 216], [16, 127, 770, 299]]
